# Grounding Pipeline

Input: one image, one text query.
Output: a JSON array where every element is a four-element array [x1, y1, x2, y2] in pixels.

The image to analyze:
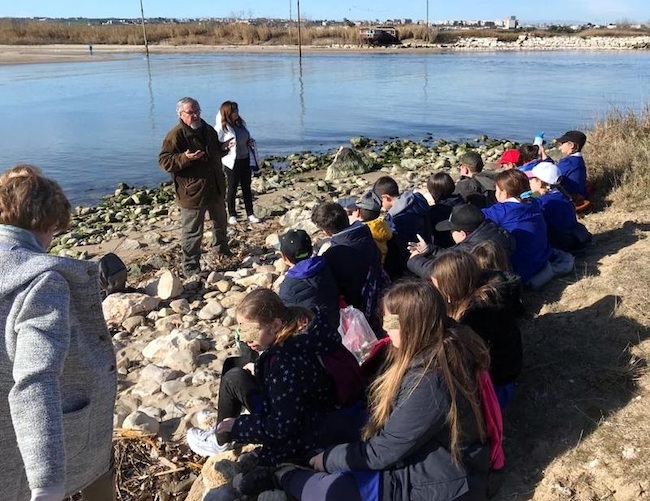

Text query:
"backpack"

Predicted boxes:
[[98, 253, 127, 298], [317, 346, 366, 408]]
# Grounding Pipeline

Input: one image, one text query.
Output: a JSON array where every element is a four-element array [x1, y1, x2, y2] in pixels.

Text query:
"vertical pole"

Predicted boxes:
[[426, 0, 429, 42], [140, 0, 149, 57], [289, 0, 292, 21], [297, 0, 302, 60]]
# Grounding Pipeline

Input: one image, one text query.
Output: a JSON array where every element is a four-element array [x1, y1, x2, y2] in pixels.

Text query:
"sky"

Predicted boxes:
[[1, 0, 649, 25]]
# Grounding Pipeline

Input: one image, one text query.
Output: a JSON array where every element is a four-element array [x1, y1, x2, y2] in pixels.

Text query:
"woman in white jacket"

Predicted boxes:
[[215, 101, 260, 225]]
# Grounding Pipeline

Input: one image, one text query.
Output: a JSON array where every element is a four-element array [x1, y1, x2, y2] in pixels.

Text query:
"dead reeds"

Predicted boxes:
[[585, 106, 650, 207]]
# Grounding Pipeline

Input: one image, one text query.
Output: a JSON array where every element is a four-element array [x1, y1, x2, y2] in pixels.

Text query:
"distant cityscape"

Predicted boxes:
[[11, 16, 649, 32]]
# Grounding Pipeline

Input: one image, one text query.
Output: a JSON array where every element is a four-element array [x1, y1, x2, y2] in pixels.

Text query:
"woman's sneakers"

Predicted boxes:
[[186, 425, 232, 457], [229, 215, 261, 224]]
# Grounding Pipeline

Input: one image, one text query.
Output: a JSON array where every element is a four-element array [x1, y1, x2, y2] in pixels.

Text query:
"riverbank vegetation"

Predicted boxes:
[[586, 106, 650, 208], [1, 18, 649, 46]]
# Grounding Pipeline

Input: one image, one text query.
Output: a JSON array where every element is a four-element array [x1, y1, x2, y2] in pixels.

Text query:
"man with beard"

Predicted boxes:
[[159, 97, 231, 278]]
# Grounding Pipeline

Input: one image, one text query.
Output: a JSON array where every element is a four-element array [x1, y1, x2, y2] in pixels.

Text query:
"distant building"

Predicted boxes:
[[504, 16, 518, 29]]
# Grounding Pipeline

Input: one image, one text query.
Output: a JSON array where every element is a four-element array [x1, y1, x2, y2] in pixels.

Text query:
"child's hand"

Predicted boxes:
[[407, 234, 428, 257], [309, 452, 325, 472]]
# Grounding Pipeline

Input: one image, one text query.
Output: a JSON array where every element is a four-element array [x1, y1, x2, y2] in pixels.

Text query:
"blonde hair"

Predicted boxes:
[[236, 288, 312, 345], [0, 164, 71, 232], [363, 280, 488, 464]]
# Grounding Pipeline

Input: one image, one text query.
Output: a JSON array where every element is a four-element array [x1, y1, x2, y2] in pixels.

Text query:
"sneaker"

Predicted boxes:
[[186, 425, 231, 457], [228, 216, 238, 225], [248, 214, 260, 223]]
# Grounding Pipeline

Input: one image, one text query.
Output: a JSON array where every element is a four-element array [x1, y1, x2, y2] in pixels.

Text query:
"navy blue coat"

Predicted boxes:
[[231, 312, 340, 465], [323, 362, 489, 501], [279, 256, 340, 327], [322, 222, 383, 322]]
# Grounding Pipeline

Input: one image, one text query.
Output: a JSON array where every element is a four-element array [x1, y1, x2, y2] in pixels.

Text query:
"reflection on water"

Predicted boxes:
[[0, 51, 649, 204]]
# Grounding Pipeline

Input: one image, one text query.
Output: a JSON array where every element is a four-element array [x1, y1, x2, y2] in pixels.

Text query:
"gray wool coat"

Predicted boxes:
[[0, 225, 117, 500]]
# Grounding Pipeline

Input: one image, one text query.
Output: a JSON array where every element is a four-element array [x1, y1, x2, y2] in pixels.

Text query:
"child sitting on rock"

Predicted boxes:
[[186, 288, 363, 496], [526, 162, 592, 254], [278, 229, 340, 327]]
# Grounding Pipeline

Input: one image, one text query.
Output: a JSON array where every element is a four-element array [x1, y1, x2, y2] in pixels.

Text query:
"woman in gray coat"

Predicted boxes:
[[0, 165, 117, 501]]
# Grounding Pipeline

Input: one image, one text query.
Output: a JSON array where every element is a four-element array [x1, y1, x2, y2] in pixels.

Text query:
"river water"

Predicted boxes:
[[1, 50, 649, 204]]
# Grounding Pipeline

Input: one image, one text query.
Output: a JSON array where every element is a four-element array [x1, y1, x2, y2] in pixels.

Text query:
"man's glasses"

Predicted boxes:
[[182, 109, 201, 116]]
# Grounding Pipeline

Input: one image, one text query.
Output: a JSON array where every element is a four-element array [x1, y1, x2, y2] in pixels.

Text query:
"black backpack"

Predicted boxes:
[[98, 253, 127, 298]]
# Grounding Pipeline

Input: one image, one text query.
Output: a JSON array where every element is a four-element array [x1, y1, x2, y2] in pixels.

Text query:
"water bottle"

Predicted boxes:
[[533, 132, 544, 146]]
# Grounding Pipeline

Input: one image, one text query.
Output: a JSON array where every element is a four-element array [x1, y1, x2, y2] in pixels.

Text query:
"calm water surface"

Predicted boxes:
[[1, 51, 649, 204]]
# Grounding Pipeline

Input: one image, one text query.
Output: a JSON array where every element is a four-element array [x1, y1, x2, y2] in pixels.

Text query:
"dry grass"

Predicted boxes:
[[0, 20, 648, 46], [584, 106, 650, 207]]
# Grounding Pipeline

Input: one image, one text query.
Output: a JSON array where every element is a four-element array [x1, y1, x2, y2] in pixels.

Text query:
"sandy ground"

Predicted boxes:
[[0, 43, 434, 65]]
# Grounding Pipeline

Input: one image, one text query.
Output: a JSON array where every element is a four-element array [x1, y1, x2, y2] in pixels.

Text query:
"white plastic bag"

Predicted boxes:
[[338, 306, 378, 363]]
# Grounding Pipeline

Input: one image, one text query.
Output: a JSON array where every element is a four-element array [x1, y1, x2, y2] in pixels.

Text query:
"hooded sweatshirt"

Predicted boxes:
[[386, 191, 432, 244], [0, 225, 116, 501], [364, 217, 393, 264]]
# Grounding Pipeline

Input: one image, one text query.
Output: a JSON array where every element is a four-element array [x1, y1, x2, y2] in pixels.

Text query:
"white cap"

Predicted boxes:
[[527, 162, 561, 185]]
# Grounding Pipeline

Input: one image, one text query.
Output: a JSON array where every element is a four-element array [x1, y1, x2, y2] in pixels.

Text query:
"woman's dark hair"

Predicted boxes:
[[427, 172, 455, 203], [518, 144, 540, 164], [219, 100, 245, 129]]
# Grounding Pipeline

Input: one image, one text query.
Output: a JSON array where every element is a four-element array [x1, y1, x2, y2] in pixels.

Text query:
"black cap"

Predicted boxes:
[[555, 130, 586, 149], [356, 190, 382, 211], [435, 204, 485, 232], [279, 229, 312, 263]]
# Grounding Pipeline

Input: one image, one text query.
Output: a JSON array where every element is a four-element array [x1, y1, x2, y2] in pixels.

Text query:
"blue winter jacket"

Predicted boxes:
[[537, 190, 578, 233], [279, 256, 340, 327], [482, 200, 551, 282], [557, 153, 587, 198]]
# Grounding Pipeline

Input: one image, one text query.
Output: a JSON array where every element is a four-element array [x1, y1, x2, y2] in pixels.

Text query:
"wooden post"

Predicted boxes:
[[139, 0, 149, 57], [297, 0, 302, 60]]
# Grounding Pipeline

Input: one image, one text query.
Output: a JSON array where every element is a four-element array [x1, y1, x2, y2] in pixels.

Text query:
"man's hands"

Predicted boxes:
[[184, 149, 205, 161]]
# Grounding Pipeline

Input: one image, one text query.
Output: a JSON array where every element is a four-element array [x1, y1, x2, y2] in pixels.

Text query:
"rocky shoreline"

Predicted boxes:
[[1, 36, 649, 65], [63, 135, 549, 500]]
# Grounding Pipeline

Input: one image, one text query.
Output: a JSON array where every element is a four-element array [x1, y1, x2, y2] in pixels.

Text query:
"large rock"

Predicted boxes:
[[236, 272, 275, 288], [102, 293, 161, 325], [122, 410, 160, 435], [325, 146, 373, 181], [198, 300, 225, 320], [142, 330, 202, 373], [157, 269, 184, 300]]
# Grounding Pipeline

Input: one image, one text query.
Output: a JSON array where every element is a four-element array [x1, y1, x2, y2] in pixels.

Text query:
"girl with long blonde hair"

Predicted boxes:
[[279, 279, 493, 501]]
